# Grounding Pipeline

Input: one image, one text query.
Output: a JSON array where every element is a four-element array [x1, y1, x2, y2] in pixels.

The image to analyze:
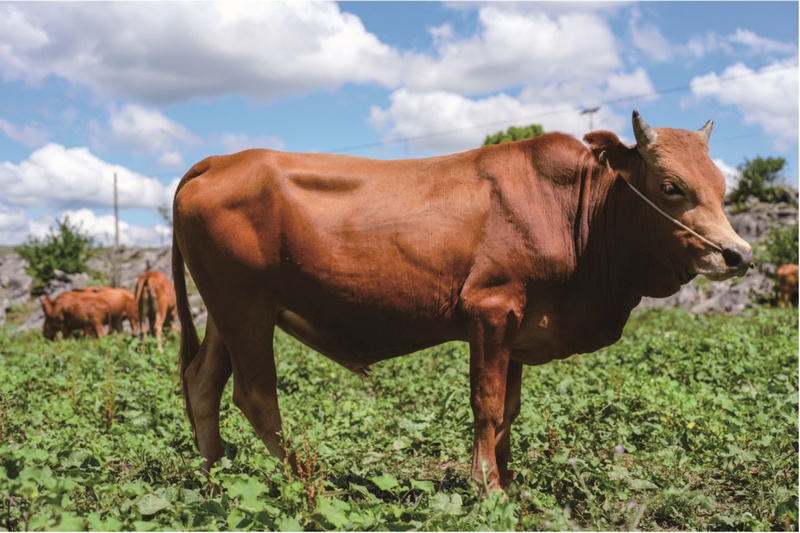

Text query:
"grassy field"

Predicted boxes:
[[0, 307, 797, 531]]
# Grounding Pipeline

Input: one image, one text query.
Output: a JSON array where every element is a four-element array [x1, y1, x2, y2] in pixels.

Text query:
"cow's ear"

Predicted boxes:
[[583, 131, 638, 179]]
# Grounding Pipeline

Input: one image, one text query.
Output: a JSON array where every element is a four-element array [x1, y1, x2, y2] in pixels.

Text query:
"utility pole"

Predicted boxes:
[[114, 172, 120, 249], [112, 172, 120, 288], [581, 106, 600, 131]]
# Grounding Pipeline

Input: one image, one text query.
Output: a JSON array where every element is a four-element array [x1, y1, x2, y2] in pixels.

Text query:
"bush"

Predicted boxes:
[[727, 157, 794, 205], [483, 124, 544, 146], [14, 216, 96, 285], [763, 223, 799, 267]]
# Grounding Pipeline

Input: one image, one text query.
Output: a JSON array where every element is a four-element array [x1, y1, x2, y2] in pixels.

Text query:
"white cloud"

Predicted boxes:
[[729, 29, 797, 55], [713, 158, 741, 194], [221, 132, 285, 154], [0, 117, 49, 146], [628, 11, 672, 62], [0, 2, 405, 104], [690, 61, 799, 149], [0, 3, 644, 106], [8, 208, 170, 247], [105, 104, 197, 154], [629, 9, 796, 63], [0, 143, 173, 210], [406, 7, 622, 95], [369, 89, 632, 155], [0, 204, 30, 244], [158, 151, 185, 169]]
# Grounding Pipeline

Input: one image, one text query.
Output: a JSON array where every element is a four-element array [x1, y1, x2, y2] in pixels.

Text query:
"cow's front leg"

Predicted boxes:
[[467, 299, 521, 493]]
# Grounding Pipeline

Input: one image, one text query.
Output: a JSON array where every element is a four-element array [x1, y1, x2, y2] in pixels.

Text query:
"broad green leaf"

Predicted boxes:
[[314, 497, 351, 529], [410, 479, 435, 493], [430, 492, 462, 515], [221, 474, 269, 508], [627, 479, 659, 491], [370, 474, 399, 491], [86, 512, 122, 532], [276, 515, 304, 532], [136, 493, 171, 516]]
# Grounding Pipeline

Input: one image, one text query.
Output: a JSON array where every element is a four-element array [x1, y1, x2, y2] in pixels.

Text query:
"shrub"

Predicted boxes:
[[483, 124, 544, 146], [727, 156, 794, 205], [14, 216, 96, 285], [762, 222, 799, 267]]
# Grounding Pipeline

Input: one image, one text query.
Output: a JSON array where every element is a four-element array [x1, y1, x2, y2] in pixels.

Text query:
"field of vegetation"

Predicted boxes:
[[0, 306, 797, 531]]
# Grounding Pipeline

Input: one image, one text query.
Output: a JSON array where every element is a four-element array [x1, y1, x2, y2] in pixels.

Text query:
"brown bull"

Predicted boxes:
[[135, 271, 177, 351], [82, 287, 139, 334], [775, 264, 798, 308], [41, 291, 112, 340], [172, 111, 751, 491]]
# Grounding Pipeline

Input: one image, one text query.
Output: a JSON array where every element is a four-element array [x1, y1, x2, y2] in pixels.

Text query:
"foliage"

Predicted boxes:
[[727, 156, 795, 205], [157, 205, 173, 229], [0, 307, 797, 531], [14, 216, 96, 285], [762, 222, 799, 267], [482, 124, 544, 146]]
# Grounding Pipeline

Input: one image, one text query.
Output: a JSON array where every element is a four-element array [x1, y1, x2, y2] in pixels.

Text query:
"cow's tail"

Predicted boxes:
[[173, 227, 200, 427]]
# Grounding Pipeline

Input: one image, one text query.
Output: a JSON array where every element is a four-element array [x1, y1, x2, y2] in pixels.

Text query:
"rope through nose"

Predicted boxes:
[[619, 176, 724, 253]]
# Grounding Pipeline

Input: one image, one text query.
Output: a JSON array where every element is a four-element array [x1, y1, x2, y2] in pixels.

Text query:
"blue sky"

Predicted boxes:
[[0, 1, 797, 246]]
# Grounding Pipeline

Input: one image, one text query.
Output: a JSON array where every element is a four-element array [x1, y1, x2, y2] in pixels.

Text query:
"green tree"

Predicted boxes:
[[727, 156, 794, 205], [157, 204, 173, 228], [762, 222, 798, 266], [15, 216, 96, 285], [482, 124, 544, 146]]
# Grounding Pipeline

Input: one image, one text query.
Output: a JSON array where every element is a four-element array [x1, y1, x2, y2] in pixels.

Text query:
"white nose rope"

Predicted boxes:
[[619, 176, 724, 253]]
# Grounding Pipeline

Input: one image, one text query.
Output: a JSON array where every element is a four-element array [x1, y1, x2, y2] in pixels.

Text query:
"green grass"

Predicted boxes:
[[0, 307, 797, 531]]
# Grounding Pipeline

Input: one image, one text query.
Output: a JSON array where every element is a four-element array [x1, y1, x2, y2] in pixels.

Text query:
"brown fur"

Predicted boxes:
[[41, 291, 112, 340], [80, 287, 139, 334], [776, 264, 798, 308], [173, 112, 751, 488], [134, 271, 177, 351]]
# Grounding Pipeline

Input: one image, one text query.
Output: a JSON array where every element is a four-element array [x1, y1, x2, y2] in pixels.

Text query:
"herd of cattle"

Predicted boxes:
[[40, 270, 177, 351]]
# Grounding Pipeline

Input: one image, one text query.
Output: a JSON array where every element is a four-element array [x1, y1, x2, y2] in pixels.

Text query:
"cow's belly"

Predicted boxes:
[[511, 301, 634, 365], [275, 306, 464, 371]]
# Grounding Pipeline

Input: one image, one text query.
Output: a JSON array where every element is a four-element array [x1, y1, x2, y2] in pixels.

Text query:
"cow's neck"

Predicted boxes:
[[578, 158, 688, 306]]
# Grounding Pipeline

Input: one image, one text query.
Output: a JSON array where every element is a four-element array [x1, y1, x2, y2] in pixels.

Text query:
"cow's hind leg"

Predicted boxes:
[[153, 304, 167, 352], [495, 360, 523, 487], [214, 301, 293, 467], [184, 315, 232, 473]]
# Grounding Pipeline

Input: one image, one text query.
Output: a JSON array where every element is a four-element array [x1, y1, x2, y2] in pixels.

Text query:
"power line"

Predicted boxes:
[[324, 63, 798, 154]]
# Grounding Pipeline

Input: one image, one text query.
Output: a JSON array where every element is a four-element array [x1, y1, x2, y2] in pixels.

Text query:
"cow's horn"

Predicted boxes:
[[632, 110, 657, 147], [697, 119, 713, 143]]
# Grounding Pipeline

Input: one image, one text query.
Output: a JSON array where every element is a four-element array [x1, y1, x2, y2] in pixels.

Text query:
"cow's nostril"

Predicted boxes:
[[722, 248, 743, 268]]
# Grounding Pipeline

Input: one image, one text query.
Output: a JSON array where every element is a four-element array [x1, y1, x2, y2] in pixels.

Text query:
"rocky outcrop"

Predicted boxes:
[[0, 253, 33, 327]]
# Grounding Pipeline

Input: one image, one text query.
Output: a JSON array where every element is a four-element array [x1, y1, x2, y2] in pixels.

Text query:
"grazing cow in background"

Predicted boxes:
[[172, 111, 752, 491], [775, 264, 798, 308], [82, 287, 140, 334], [135, 271, 177, 351], [41, 291, 112, 340]]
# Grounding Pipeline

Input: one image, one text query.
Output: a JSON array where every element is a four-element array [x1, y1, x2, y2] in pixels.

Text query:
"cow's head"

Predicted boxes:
[[584, 111, 752, 283], [40, 296, 60, 340]]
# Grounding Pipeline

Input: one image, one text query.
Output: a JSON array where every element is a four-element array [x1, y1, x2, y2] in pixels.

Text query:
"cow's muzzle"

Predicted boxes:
[[721, 243, 754, 277]]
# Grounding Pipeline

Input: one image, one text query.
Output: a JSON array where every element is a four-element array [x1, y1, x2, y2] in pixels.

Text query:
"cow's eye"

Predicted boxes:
[[661, 181, 685, 198]]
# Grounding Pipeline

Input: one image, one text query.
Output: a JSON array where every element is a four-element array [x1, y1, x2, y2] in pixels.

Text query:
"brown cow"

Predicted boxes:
[[135, 271, 177, 351], [775, 264, 798, 308], [172, 111, 752, 491], [82, 287, 140, 334], [41, 291, 112, 340]]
